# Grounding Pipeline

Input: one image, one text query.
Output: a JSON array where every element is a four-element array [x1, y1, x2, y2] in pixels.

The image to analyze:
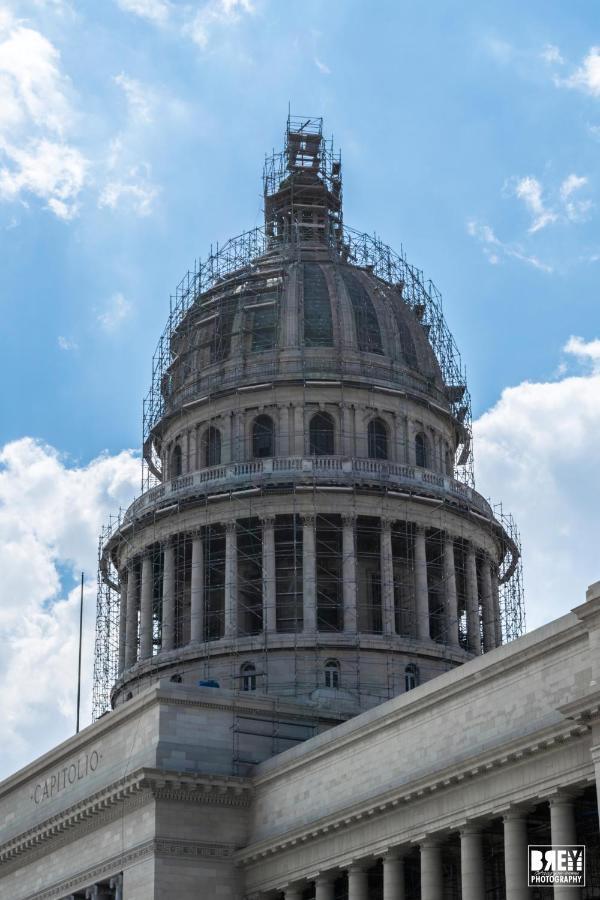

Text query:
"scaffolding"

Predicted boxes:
[[93, 116, 525, 728]]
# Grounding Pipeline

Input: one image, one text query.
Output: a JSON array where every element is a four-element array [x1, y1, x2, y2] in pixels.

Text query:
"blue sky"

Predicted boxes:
[[1, 0, 600, 776], [1, 0, 599, 457]]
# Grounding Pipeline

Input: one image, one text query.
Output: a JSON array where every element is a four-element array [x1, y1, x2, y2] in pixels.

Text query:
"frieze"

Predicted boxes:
[[16, 838, 237, 900], [0, 769, 252, 867], [31, 749, 101, 806]]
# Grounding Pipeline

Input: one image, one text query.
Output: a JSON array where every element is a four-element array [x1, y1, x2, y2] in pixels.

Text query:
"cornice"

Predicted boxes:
[[17, 836, 238, 900], [237, 718, 591, 865], [252, 616, 586, 787], [0, 769, 252, 868]]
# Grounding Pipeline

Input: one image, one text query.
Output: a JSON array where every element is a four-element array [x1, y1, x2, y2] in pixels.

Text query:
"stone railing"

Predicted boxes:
[[123, 457, 492, 523]]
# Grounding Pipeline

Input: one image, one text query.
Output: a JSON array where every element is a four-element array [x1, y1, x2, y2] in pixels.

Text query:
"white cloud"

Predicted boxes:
[[315, 57, 331, 75], [114, 72, 154, 122], [0, 17, 89, 218], [560, 173, 592, 222], [563, 335, 600, 371], [96, 292, 133, 331], [98, 174, 159, 216], [186, 0, 254, 49], [58, 335, 78, 350], [0, 22, 72, 135], [467, 220, 553, 272], [560, 46, 600, 97], [541, 43, 564, 65], [474, 338, 600, 631], [0, 438, 139, 778], [0, 137, 87, 219], [512, 175, 558, 233], [560, 173, 587, 199], [115, 0, 170, 25]]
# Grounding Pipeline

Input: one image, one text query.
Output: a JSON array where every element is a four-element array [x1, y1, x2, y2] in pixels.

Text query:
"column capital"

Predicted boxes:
[[301, 514, 316, 528], [347, 862, 368, 874], [260, 515, 276, 529], [501, 803, 533, 822], [314, 872, 336, 885], [419, 836, 442, 850], [415, 523, 426, 536], [382, 846, 407, 861], [381, 516, 394, 531], [342, 513, 357, 528], [548, 788, 580, 806], [225, 520, 237, 535]]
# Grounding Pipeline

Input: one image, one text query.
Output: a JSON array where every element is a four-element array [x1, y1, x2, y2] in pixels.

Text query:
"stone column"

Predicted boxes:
[[443, 536, 459, 645], [109, 874, 123, 900], [550, 795, 581, 900], [224, 413, 233, 463], [383, 849, 405, 900], [124, 561, 138, 669], [460, 828, 485, 900], [283, 887, 303, 900], [381, 518, 395, 635], [480, 557, 496, 652], [294, 405, 304, 456], [315, 873, 336, 900], [420, 839, 443, 900], [491, 565, 502, 646], [139, 552, 154, 660], [342, 514, 358, 632], [347, 863, 369, 900], [231, 411, 242, 462], [401, 416, 409, 464], [302, 515, 317, 632], [189, 427, 197, 472], [414, 525, 430, 640], [342, 403, 354, 456], [466, 545, 482, 655], [280, 405, 290, 457], [118, 571, 128, 675], [503, 810, 529, 900], [225, 521, 238, 638], [262, 516, 277, 633], [190, 532, 204, 643], [161, 540, 175, 652]]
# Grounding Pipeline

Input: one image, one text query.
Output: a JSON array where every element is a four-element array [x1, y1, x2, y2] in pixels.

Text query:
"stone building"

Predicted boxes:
[[1, 117, 598, 900]]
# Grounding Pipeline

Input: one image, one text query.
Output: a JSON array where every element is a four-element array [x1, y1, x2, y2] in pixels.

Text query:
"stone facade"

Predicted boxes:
[[1, 581, 599, 898]]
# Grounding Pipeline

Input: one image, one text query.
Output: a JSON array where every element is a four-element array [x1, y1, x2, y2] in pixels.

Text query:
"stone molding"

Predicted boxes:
[[237, 719, 591, 866], [0, 769, 252, 867], [252, 617, 587, 788], [17, 836, 237, 900]]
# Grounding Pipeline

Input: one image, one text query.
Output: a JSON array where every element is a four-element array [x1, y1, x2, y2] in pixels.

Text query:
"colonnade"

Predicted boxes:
[[262, 794, 581, 900], [118, 515, 501, 674]]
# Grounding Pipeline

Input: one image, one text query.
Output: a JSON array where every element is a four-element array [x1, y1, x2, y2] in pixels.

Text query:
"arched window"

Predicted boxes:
[[324, 659, 340, 689], [252, 415, 274, 458], [309, 412, 335, 456], [203, 426, 221, 467], [171, 444, 182, 478], [368, 418, 388, 459], [405, 663, 419, 692], [415, 432, 429, 468], [241, 662, 256, 691]]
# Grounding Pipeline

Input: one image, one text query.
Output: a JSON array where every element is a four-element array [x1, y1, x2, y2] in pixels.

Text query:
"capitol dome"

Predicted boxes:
[[94, 116, 523, 723]]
